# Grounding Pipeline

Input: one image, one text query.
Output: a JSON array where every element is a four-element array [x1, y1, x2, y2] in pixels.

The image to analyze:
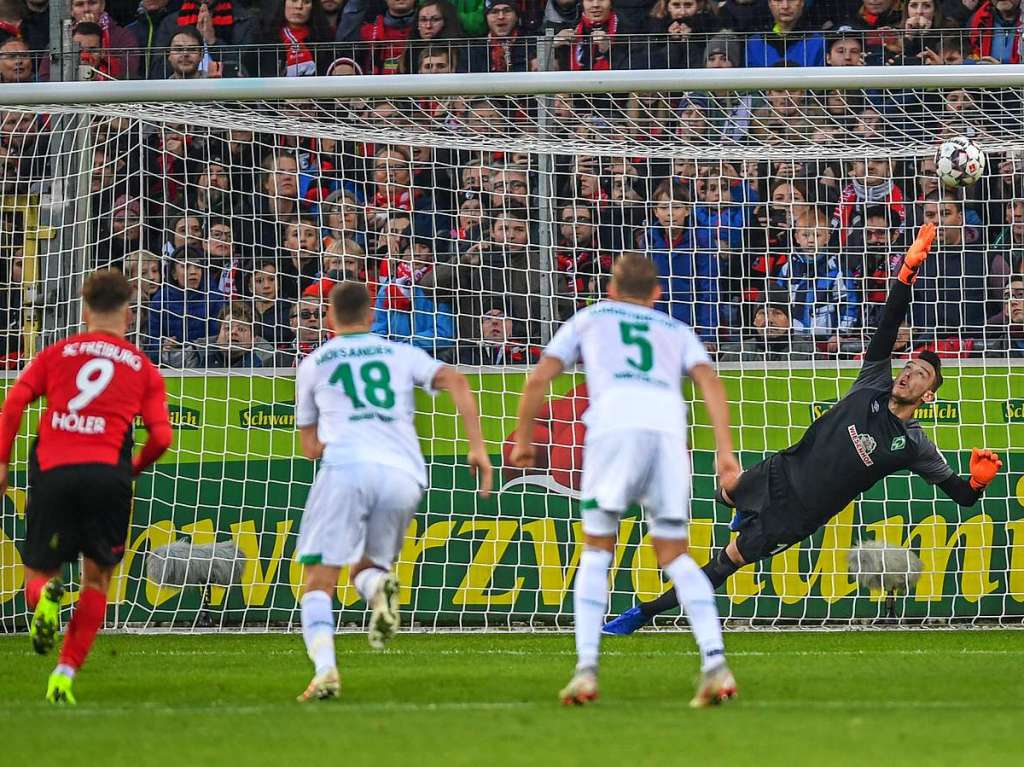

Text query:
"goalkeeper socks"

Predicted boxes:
[[300, 590, 337, 676], [702, 548, 741, 590], [353, 567, 387, 603], [664, 554, 727, 673], [574, 547, 613, 670], [25, 576, 48, 609], [58, 587, 106, 671], [640, 588, 681, 618]]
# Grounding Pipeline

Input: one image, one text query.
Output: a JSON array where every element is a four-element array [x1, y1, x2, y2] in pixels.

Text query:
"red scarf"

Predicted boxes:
[[556, 248, 611, 301], [834, 182, 906, 245], [365, 15, 411, 75], [571, 14, 618, 71], [281, 25, 316, 76], [489, 30, 518, 72], [374, 189, 414, 211], [0, 21, 19, 37], [85, 13, 125, 79], [969, 2, 1024, 64], [384, 261, 432, 311], [178, 0, 234, 28]]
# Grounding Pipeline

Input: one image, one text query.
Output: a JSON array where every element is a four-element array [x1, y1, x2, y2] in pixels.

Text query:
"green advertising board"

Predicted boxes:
[[1, 365, 1022, 629]]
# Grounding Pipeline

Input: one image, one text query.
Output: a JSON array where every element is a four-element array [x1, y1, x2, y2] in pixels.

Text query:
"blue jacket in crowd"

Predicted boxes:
[[372, 283, 455, 352], [746, 32, 825, 67], [644, 226, 719, 340], [693, 204, 748, 252], [776, 250, 859, 337], [148, 282, 226, 349]]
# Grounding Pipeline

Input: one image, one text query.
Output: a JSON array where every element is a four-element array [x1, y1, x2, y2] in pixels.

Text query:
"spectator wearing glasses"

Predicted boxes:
[[205, 217, 242, 295], [555, 202, 610, 309], [982, 275, 1024, 357], [468, 0, 537, 72], [277, 296, 329, 365], [487, 164, 531, 213], [412, 0, 466, 41]]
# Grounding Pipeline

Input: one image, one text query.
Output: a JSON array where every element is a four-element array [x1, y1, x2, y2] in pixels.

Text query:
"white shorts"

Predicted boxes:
[[579, 430, 691, 540], [295, 463, 422, 568]]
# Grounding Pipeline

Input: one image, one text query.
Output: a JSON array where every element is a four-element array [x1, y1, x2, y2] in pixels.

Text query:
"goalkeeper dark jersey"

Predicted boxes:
[[776, 356, 954, 527]]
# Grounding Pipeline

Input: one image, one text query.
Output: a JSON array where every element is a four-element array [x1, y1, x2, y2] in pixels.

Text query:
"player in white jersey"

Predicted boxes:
[[293, 282, 492, 702], [511, 254, 741, 708]]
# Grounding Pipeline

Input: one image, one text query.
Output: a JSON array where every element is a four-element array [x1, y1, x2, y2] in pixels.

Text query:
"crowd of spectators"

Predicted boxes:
[[0, 0, 1023, 366]]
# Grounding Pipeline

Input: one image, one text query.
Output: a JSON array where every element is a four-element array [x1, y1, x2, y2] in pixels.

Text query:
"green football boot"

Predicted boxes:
[[46, 672, 76, 705], [30, 576, 64, 655]]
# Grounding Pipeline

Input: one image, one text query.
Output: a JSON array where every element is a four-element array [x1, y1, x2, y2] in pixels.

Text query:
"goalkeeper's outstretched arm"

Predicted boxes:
[[864, 223, 936, 363], [936, 449, 1003, 506]]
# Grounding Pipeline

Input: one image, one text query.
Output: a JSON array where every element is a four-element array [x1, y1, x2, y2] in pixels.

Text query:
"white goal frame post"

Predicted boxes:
[[0, 66, 1022, 632]]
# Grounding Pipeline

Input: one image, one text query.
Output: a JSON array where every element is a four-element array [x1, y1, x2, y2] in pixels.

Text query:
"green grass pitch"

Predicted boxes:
[[2, 630, 1021, 766]]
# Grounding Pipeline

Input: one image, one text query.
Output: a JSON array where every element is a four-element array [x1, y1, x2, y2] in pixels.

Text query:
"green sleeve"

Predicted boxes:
[[456, 0, 487, 37]]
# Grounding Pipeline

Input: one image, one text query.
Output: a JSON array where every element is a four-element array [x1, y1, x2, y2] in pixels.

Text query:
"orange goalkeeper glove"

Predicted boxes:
[[969, 448, 1002, 491], [898, 222, 936, 285]]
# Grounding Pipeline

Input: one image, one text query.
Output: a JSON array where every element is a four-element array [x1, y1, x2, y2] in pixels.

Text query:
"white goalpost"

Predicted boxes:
[[0, 65, 1021, 632]]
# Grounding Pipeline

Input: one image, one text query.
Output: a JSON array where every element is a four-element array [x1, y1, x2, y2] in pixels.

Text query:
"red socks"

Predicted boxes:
[[25, 576, 48, 610], [58, 587, 106, 671]]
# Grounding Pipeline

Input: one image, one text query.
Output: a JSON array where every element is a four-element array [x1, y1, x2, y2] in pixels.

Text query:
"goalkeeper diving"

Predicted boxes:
[[604, 223, 1003, 634]]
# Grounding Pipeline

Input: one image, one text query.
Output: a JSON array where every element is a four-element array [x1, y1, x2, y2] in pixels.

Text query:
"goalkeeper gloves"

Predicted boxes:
[[969, 448, 1002, 491], [898, 222, 936, 285]]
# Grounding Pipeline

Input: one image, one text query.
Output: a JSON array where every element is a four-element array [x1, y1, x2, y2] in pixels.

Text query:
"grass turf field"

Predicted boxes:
[[1, 630, 1021, 766]]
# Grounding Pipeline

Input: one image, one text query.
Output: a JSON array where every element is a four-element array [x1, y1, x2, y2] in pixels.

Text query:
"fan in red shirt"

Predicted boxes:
[[0, 270, 172, 705]]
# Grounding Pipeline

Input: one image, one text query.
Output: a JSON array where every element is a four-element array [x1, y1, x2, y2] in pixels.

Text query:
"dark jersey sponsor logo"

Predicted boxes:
[[848, 425, 876, 467]]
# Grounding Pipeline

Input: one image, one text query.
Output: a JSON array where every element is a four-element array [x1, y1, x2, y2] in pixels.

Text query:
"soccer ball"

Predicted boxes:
[[934, 136, 985, 188]]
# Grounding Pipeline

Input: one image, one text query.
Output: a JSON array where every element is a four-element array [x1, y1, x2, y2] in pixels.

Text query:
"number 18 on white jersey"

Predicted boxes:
[[543, 301, 711, 442], [295, 332, 443, 487]]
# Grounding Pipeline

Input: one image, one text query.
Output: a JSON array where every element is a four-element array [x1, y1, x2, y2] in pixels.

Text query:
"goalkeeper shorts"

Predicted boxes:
[[296, 463, 422, 568], [579, 430, 691, 540]]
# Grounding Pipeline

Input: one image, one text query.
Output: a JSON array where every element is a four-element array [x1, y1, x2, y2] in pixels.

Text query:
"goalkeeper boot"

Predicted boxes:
[[690, 663, 738, 709], [559, 666, 599, 705], [602, 606, 652, 635], [45, 671, 76, 706], [368, 572, 400, 650], [30, 576, 64, 655], [296, 667, 340, 703]]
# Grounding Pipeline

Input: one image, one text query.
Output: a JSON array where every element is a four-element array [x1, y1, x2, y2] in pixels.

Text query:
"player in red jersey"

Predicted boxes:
[[0, 270, 173, 704]]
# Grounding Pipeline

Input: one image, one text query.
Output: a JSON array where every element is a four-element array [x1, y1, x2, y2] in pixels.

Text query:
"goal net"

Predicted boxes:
[[0, 66, 1021, 631]]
